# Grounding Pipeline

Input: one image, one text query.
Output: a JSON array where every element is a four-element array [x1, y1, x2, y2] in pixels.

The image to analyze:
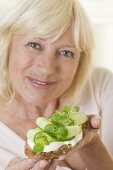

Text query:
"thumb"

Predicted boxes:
[[90, 115, 101, 129]]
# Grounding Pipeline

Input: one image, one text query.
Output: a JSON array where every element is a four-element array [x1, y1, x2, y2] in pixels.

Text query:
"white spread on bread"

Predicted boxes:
[[27, 131, 83, 152]]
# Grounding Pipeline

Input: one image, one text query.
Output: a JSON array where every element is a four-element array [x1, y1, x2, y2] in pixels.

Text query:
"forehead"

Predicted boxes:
[[54, 25, 75, 45], [12, 25, 75, 46]]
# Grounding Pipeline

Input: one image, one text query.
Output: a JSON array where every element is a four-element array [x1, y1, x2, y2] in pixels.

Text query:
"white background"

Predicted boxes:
[[80, 0, 113, 72]]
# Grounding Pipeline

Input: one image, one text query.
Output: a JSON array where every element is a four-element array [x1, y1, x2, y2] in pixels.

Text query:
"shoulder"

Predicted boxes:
[[83, 66, 113, 92], [87, 67, 113, 108], [90, 67, 113, 83], [87, 67, 113, 93], [79, 67, 113, 113]]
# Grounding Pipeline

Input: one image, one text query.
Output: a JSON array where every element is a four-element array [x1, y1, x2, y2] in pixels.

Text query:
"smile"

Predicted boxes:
[[27, 76, 56, 88], [32, 79, 49, 85]]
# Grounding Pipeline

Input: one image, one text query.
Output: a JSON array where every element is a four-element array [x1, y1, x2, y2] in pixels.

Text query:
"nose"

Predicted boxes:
[[35, 51, 58, 78]]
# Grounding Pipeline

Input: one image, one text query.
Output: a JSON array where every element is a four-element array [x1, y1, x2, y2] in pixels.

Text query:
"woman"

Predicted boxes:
[[0, 0, 113, 169]]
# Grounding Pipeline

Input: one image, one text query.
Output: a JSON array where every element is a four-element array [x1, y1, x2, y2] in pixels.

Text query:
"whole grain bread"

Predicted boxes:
[[25, 143, 73, 160]]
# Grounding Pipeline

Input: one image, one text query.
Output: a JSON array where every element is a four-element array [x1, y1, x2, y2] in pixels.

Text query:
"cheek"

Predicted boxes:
[[9, 39, 34, 73], [8, 50, 32, 75], [55, 65, 77, 97], [9, 57, 22, 79], [62, 61, 79, 82]]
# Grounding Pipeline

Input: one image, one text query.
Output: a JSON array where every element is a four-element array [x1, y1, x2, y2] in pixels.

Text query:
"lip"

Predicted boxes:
[[27, 76, 56, 89]]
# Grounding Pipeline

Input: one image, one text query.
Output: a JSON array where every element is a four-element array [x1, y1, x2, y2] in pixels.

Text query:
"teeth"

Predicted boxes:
[[32, 79, 47, 85]]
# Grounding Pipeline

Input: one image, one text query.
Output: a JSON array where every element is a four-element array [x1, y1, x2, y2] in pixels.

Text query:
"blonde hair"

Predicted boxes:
[[0, 0, 94, 105]]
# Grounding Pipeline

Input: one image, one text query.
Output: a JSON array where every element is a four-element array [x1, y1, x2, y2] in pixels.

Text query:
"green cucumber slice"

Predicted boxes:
[[36, 117, 52, 129], [34, 136, 49, 145], [34, 131, 56, 144], [27, 127, 42, 141], [70, 113, 88, 125], [65, 125, 82, 139]]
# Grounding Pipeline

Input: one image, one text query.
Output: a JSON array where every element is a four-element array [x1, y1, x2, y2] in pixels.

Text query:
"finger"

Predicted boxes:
[[7, 157, 36, 169], [47, 159, 59, 170], [90, 115, 101, 129], [30, 160, 49, 170], [18, 159, 37, 169], [7, 157, 23, 167], [85, 115, 101, 131]]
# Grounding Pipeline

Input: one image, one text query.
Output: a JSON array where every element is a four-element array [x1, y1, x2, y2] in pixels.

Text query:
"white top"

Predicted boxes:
[[0, 121, 25, 169], [0, 67, 113, 169], [78, 67, 113, 155]]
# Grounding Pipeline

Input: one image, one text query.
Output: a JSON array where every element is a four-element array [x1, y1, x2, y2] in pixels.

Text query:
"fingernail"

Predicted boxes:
[[92, 117, 99, 127], [39, 160, 48, 168]]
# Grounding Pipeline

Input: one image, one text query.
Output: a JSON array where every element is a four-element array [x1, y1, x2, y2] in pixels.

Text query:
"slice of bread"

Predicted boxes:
[[25, 123, 88, 160], [25, 106, 89, 160], [25, 142, 73, 160]]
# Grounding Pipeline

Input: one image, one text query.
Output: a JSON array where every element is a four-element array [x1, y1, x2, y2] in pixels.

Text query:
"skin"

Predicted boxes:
[[1, 25, 113, 169]]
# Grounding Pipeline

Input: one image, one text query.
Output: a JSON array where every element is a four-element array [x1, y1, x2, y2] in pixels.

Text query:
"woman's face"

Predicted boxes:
[[9, 26, 80, 105]]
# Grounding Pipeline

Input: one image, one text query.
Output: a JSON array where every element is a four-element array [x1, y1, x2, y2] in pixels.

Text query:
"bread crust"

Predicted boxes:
[[25, 143, 73, 160]]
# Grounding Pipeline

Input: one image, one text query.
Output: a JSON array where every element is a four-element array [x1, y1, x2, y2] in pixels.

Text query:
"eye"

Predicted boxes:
[[27, 42, 42, 50], [58, 50, 74, 58]]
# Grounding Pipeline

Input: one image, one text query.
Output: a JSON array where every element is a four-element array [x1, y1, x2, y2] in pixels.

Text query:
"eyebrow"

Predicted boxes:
[[61, 45, 76, 49], [65, 45, 75, 47]]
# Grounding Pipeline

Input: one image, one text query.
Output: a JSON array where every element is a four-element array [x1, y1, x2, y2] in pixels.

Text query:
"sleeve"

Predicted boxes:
[[92, 67, 113, 155]]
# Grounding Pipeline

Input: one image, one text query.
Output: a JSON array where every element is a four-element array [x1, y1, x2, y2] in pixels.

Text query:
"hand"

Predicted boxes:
[[78, 115, 101, 148], [6, 157, 59, 170]]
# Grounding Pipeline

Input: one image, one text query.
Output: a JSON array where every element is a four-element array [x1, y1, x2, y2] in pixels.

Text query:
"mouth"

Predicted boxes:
[[27, 76, 56, 89]]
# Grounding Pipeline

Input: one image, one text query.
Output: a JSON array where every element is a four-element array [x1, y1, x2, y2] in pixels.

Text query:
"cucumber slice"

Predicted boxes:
[[56, 125, 82, 141], [36, 117, 51, 129], [65, 125, 82, 139], [27, 127, 42, 141], [34, 136, 49, 145], [70, 113, 88, 125], [34, 131, 56, 144], [36, 117, 57, 136]]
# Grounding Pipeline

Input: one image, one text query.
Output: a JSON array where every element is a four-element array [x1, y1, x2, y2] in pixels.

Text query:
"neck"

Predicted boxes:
[[3, 95, 58, 121]]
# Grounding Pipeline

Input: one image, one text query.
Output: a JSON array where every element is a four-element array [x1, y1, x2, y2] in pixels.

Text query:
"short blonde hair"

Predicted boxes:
[[0, 0, 93, 105]]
